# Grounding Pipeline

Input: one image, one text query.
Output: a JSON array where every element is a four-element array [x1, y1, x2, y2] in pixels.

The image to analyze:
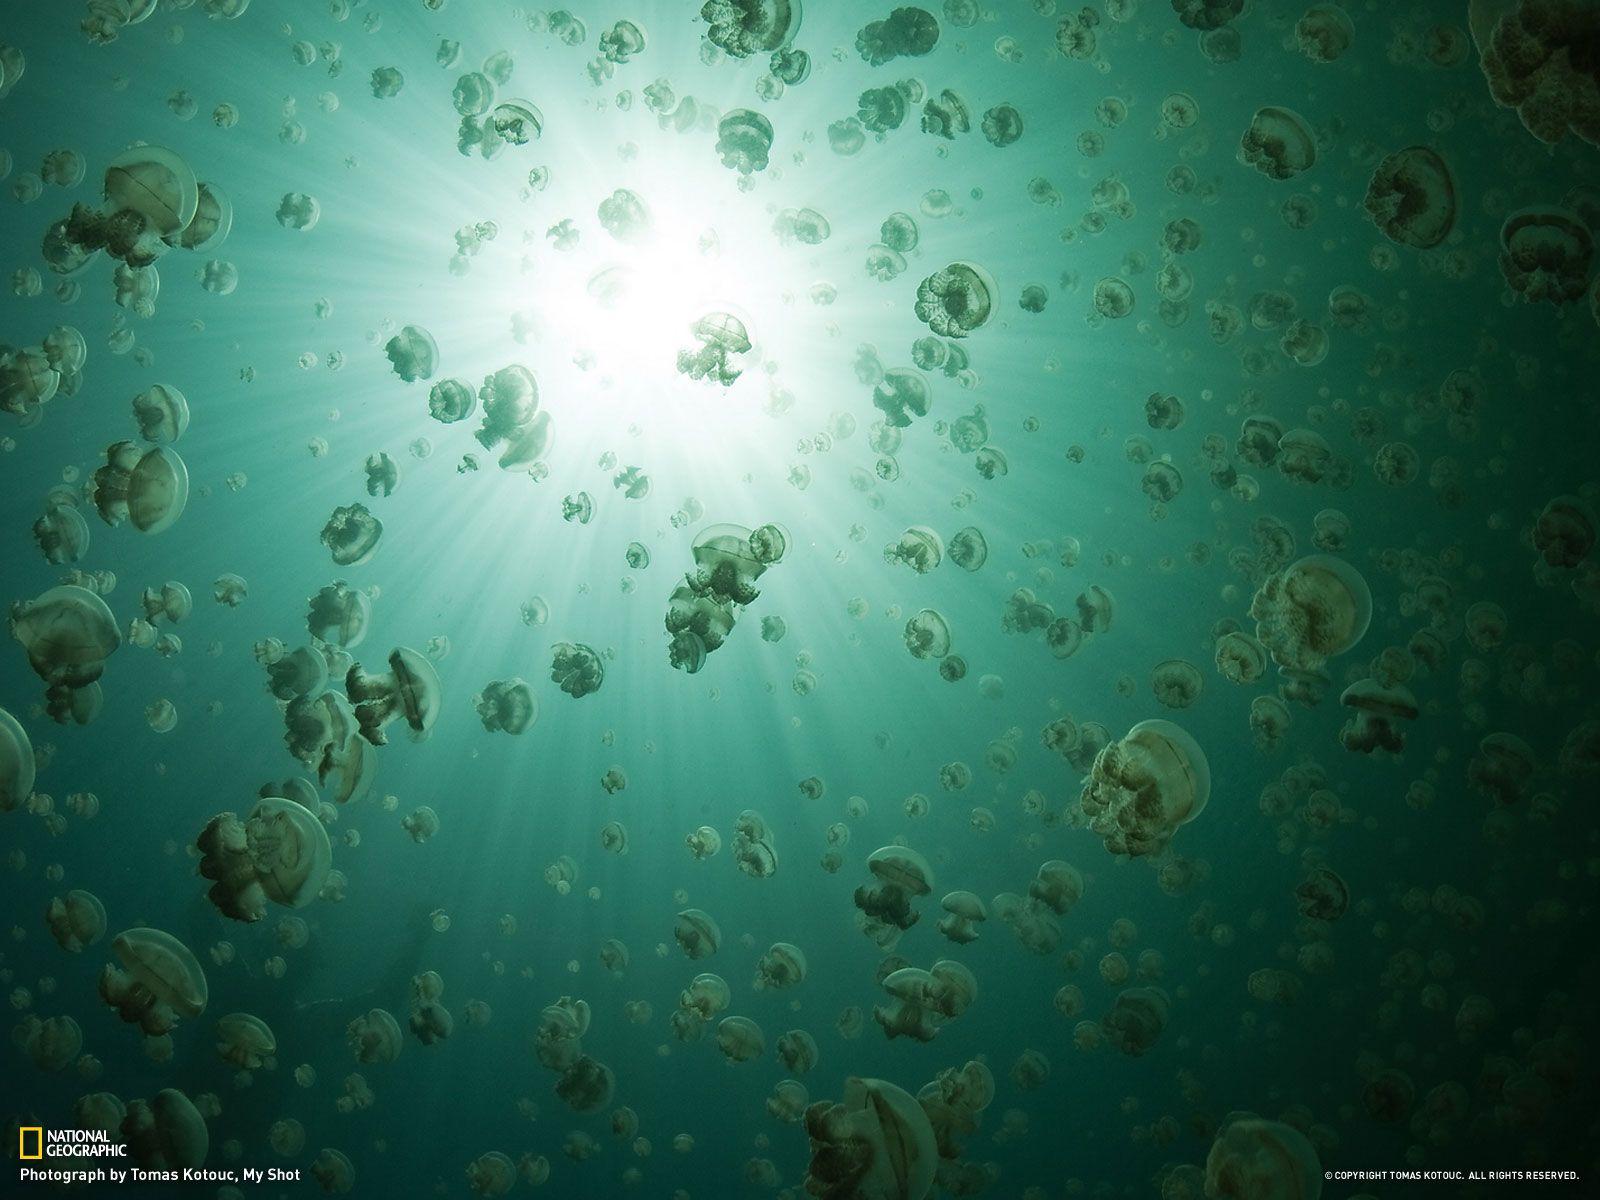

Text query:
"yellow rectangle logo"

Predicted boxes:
[[19, 1127, 43, 1160]]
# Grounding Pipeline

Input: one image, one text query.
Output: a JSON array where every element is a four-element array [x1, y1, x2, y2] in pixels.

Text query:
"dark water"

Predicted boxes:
[[3, 1, 1599, 1198]]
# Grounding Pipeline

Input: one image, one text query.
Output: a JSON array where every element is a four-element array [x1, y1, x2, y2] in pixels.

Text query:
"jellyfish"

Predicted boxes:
[[10, 584, 121, 689], [91, 442, 189, 533], [1101, 986, 1170, 1056], [677, 312, 752, 385], [716, 1016, 766, 1063], [1204, 1115, 1323, 1199], [276, 192, 320, 230], [1080, 720, 1210, 857], [948, 526, 988, 571], [753, 942, 807, 990], [103, 144, 199, 240], [1295, 3, 1355, 61], [131, 384, 190, 444], [937, 891, 987, 944], [777, 1029, 818, 1074], [1338, 680, 1419, 754], [920, 89, 971, 139], [346, 1008, 403, 1064], [1498, 207, 1595, 305], [733, 810, 779, 877], [856, 7, 941, 65], [1093, 275, 1135, 318], [674, 909, 722, 960], [196, 795, 334, 922], [1151, 659, 1204, 709], [384, 325, 438, 383], [1238, 106, 1317, 180], [904, 609, 952, 660], [473, 678, 537, 734], [981, 103, 1024, 147], [215, 1012, 276, 1069], [428, 378, 476, 425], [915, 262, 998, 338], [550, 642, 605, 698], [476, 364, 551, 469], [44, 888, 106, 952], [1364, 146, 1458, 249], [120, 1089, 209, 1170], [701, 0, 802, 57], [487, 99, 543, 147], [872, 368, 932, 427], [597, 188, 651, 243], [885, 526, 944, 573], [311, 1148, 356, 1194], [1250, 554, 1373, 671], [19, 1014, 82, 1071], [715, 108, 774, 174], [1476, 0, 1600, 147], [803, 1076, 937, 1200], [306, 582, 372, 648], [346, 647, 443, 744], [98, 928, 209, 1036], [855, 845, 934, 949]]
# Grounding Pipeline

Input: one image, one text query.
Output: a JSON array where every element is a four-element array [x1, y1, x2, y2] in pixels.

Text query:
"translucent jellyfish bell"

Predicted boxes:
[[1238, 106, 1317, 180], [129, 445, 190, 534], [0, 705, 35, 813], [132, 384, 190, 444], [104, 145, 200, 238], [587, 264, 631, 309], [693, 311, 752, 354], [749, 523, 788, 565], [1286, 554, 1372, 660], [805, 1077, 937, 1200], [1124, 719, 1211, 824], [490, 99, 543, 145], [914, 261, 999, 338], [692, 524, 763, 578], [904, 609, 952, 660], [103, 927, 209, 1033], [702, 0, 802, 55], [173, 181, 234, 252], [1364, 146, 1457, 249], [10, 584, 122, 688]]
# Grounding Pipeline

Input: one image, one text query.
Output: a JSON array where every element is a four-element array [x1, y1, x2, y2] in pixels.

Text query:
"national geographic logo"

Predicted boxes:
[[16, 1127, 127, 1159]]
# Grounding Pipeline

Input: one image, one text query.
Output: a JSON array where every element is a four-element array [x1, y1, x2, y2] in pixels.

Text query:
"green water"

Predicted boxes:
[[2, 0, 1599, 1197]]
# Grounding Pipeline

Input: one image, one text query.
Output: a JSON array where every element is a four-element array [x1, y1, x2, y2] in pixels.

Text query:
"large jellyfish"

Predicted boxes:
[[802, 1076, 937, 1200]]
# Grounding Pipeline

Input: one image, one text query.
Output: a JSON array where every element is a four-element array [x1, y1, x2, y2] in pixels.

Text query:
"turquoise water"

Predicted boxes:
[[3, 0, 1599, 1196]]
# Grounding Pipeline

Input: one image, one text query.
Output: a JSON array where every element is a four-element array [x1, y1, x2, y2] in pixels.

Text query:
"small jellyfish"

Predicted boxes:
[[1295, 4, 1355, 61], [1093, 276, 1135, 319], [473, 678, 537, 735], [551, 642, 604, 698], [904, 609, 952, 660], [1150, 659, 1203, 709], [384, 325, 438, 383]]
